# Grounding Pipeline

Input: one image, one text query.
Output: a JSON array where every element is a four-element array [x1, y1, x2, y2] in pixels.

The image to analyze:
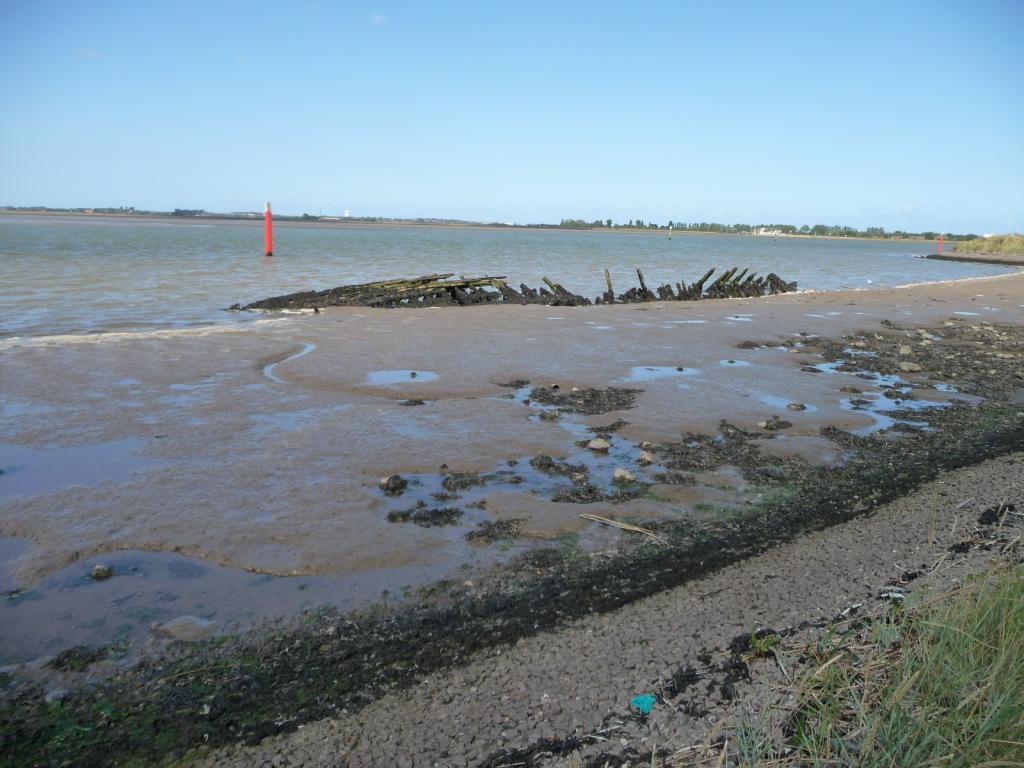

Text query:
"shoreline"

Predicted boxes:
[[2, 270, 1020, 347], [0, 209, 942, 243]]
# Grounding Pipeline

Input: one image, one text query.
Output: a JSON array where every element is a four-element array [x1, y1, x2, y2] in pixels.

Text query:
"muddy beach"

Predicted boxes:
[[1, 271, 1023, 766]]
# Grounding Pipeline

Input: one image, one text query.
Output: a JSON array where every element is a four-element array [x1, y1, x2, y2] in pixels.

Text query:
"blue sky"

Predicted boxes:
[[1, 1, 1021, 232]]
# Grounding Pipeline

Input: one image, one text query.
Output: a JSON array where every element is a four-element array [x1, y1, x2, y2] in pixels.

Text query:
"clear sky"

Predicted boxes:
[[2, 1, 1021, 233]]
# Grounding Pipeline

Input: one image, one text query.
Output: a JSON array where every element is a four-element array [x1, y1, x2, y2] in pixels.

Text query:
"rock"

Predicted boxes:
[[758, 415, 793, 431], [379, 474, 408, 496], [539, 410, 561, 422], [899, 345, 913, 355], [399, 399, 425, 406], [852, 341, 867, 348], [153, 616, 215, 642], [91, 564, 114, 581], [786, 402, 807, 411], [638, 450, 656, 465], [640, 441, 653, 450], [586, 438, 611, 452], [899, 362, 922, 373], [612, 468, 635, 484]]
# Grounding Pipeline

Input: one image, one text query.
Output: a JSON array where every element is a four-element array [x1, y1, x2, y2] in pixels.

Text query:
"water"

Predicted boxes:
[[0, 215, 1013, 337]]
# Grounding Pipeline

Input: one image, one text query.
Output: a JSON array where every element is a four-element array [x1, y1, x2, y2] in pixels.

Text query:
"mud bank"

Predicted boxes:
[[2, 396, 1022, 766]]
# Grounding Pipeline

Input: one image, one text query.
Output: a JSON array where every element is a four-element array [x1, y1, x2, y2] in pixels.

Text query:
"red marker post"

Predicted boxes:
[[264, 202, 274, 257], [937, 234, 944, 254]]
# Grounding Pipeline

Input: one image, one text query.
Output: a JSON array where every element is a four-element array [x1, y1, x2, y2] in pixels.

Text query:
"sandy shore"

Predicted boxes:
[[2, 272, 1022, 590]]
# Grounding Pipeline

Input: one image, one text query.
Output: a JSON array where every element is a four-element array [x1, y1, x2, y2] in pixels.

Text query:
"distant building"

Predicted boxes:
[[754, 227, 784, 236]]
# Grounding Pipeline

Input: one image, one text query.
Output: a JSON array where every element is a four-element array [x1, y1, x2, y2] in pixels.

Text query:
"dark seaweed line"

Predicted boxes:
[[2, 405, 1022, 767]]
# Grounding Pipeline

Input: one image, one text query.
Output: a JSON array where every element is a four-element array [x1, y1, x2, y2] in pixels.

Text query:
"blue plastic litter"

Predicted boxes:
[[630, 693, 657, 715]]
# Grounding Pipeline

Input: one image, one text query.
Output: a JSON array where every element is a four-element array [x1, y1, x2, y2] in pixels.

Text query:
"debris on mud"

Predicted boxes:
[[386, 506, 463, 526], [48, 646, 110, 673], [441, 471, 487, 492], [90, 565, 114, 581], [466, 519, 524, 543], [529, 454, 585, 477], [529, 386, 641, 415], [378, 474, 408, 496]]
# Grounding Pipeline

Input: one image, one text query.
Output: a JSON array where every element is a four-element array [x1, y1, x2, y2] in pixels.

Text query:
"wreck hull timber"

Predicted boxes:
[[230, 268, 798, 312]]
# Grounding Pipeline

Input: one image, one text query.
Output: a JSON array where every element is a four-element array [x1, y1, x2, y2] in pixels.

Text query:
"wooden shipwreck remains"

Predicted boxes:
[[231, 268, 797, 312]]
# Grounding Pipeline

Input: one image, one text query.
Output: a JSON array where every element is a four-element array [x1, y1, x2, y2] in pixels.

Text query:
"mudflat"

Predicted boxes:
[[2, 271, 1023, 766], [1, 273, 1022, 589]]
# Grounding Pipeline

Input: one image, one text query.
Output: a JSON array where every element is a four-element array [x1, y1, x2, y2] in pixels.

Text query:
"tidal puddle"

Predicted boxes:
[[263, 342, 316, 383], [0, 401, 54, 419], [366, 370, 439, 385], [755, 393, 818, 412], [0, 542, 454, 664], [0, 438, 166, 500], [808, 362, 954, 436], [624, 366, 702, 382], [720, 359, 751, 367]]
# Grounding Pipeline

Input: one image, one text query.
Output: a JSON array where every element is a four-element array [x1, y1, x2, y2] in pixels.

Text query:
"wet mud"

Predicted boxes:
[[2, 317, 1024, 766]]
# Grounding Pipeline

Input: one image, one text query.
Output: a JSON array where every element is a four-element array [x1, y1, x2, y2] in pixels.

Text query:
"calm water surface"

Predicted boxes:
[[0, 215, 1012, 337]]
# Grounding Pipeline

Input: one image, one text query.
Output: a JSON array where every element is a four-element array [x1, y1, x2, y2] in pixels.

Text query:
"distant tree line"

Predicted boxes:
[[556, 218, 978, 240]]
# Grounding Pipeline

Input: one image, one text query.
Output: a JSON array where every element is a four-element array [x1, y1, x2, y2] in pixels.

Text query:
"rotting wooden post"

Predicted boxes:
[[604, 269, 614, 303], [636, 268, 651, 299]]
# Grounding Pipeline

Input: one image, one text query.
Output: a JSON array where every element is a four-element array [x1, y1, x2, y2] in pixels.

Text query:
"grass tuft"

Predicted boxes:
[[733, 563, 1024, 767]]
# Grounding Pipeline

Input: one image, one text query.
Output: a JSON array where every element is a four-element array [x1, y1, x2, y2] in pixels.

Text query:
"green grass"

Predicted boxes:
[[735, 564, 1024, 766], [955, 234, 1024, 255]]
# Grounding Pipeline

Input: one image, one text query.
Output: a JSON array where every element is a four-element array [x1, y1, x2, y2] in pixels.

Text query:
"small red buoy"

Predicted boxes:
[[264, 202, 274, 257]]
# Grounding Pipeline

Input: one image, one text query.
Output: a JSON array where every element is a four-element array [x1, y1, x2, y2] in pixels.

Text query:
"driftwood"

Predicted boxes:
[[230, 267, 797, 311]]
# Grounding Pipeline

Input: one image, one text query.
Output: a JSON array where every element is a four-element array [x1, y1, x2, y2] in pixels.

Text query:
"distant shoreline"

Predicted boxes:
[[0, 209, 939, 243], [925, 251, 1024, 267]]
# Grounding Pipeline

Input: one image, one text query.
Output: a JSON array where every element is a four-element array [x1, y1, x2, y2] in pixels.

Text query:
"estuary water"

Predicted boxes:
[[0, 214, 1012, 337]]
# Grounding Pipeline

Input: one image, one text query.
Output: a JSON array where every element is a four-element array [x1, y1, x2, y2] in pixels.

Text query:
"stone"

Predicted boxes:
[[899, 345, 913, 355], [786, 402, 807, 411], [153, 615, 215, 642], [91, 564, 114, 581], [899, 362, 922, 373], [379, 474, 408, 496], [612, 468, 635, 484], [586, 438, 611, 452], [638, 450, 656, 465]]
